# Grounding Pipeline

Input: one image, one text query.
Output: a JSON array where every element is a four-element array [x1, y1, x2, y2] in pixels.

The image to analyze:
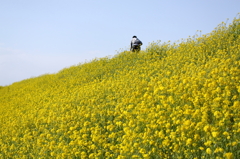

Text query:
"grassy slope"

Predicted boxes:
[[0, 17, 240, 158]]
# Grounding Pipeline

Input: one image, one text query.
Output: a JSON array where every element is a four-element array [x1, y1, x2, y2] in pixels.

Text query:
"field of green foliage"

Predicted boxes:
[[0, 16, 240, 158]]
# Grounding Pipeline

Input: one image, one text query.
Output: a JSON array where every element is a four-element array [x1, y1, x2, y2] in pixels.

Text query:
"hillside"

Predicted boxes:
[[0, 17, 240, 158]]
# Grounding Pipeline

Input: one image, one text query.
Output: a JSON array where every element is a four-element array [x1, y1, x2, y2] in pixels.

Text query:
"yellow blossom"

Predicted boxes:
[[206, 148, 212, 154], [224, 153, 233, 159]]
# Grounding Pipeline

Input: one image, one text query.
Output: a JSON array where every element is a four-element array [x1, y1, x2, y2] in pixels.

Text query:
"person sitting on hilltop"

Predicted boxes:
[[130, 35, 143, 52]]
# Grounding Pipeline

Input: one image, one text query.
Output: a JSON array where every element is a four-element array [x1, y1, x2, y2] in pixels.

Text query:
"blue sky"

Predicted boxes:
[[0, 0, 239, 86]]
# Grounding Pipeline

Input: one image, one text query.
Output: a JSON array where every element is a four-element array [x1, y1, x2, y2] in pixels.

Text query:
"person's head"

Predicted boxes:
[[132, 35, 137, 38]]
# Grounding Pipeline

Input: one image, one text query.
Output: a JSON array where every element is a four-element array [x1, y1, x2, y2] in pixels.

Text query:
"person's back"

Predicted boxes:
[[130, 36, 142, 52]]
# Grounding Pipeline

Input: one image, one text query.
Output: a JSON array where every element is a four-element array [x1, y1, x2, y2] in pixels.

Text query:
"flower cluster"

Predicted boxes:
[[0, 16, 240, 158]]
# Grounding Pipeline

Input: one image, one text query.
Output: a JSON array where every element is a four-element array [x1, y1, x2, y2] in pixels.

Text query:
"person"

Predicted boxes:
[[130, 35, 143, 52]]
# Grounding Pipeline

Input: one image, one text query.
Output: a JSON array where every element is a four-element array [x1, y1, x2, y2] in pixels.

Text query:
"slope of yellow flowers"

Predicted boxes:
[[0, 17, 240, 158]]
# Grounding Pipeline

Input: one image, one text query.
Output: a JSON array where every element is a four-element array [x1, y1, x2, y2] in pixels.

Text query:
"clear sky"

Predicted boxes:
[[0, 0, 239, 86]]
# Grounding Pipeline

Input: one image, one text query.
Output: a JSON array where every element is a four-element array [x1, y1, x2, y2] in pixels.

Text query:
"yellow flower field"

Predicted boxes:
[[0, 16, 240, 158]]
